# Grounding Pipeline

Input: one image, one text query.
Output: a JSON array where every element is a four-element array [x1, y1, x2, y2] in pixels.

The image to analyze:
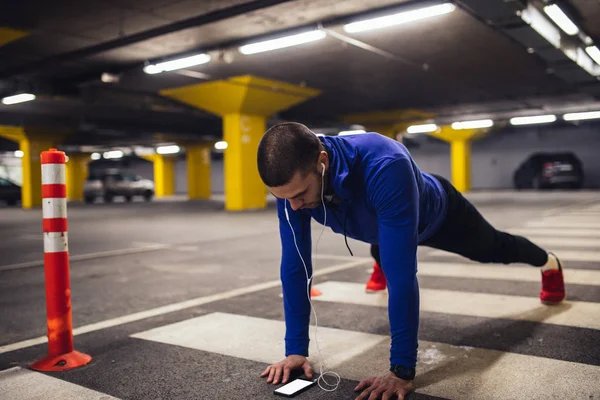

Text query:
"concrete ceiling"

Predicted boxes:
[[0, 0, 599, 148]]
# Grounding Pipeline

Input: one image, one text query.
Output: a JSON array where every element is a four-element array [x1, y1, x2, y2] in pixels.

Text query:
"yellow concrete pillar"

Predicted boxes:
[[161, 75, 320, 211], [152, 155, 176, 197], [0, 26, 29, 47], [65, 154, 89, 201], [186, 143, 211, 200], [0, 126, 65, 209], [427, 127, 485, 193]]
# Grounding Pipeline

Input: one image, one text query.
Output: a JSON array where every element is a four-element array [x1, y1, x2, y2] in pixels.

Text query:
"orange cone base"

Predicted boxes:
[[31, 350, 92, 372], [310, 287, 322, 297]]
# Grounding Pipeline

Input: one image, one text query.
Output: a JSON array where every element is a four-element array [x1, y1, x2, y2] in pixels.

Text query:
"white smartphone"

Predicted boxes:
[[274, 378, 317, 397]]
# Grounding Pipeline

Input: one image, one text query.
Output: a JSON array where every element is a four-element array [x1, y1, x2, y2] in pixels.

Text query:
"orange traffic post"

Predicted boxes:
[[31, 148, 91, 372]]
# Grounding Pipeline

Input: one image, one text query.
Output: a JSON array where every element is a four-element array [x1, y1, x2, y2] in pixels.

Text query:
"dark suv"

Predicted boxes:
[[513, 152, 584, 190], [0, 177, 21, 206]]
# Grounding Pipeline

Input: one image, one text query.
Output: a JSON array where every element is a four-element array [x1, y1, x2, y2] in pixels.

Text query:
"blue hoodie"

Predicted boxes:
[[276, 132, 448, 369]]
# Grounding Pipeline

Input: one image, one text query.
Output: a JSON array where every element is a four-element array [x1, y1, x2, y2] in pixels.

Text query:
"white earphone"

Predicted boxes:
[[283, 159, 340, 392]]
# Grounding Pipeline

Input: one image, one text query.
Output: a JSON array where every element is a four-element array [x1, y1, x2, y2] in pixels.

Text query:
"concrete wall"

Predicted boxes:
[[407, 124, 600, 189]]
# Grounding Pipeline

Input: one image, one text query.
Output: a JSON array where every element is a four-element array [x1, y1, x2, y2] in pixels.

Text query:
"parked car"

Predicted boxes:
[[84, 169, 155, 203], [0, 177, 20, 206], [513, 152, 584, 190]]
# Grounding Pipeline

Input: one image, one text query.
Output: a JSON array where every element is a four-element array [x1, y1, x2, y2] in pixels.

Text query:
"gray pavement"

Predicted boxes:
[[1, 190, 599, 399]]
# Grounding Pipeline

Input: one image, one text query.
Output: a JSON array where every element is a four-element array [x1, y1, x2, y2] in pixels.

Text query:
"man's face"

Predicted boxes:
[[269, 168, 323, 211]]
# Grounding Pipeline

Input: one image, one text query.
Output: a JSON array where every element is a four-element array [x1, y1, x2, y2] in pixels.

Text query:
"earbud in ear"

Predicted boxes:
[[321, 162, 326, 176]]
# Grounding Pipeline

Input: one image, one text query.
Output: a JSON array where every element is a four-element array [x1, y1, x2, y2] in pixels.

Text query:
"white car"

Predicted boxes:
[[84, 170, 155, 203]]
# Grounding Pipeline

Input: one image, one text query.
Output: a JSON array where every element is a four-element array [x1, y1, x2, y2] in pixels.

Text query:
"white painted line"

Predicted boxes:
[[417, 261, 600, 286], [0, 259, 368, 354], [0, 244, 172, 272], [0, 367, 120, 399], [525, 220, 600, 229], [508, 227, 600, 238], [427, 249, 600, 263], [313, 281, 600, 330], [131, 312, 387, 369], [129, 312, 600, 399], [43, 232, 68, 253], [520, 236, 599, 248]]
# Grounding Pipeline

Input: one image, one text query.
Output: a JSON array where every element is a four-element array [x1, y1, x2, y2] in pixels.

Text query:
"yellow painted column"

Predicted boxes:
[[65, 154, 89, 201], [450, 140, 471, 193], [153, 155, 176, 197], [186, 143, 211, 200], [427, 127, 484, 193], [161, 75, 320, 211], [223, 114, 266, 210], [0, 126, 64, 209]]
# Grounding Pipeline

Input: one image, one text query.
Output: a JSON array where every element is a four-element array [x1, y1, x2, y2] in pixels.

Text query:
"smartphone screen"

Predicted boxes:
[[274, 378, 316, 397]]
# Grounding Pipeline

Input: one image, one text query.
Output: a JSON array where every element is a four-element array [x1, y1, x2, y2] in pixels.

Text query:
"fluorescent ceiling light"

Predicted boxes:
[[338, 130, 366, 135], [521, 4, 561, 49], [14, 150, 24, 158], [214, 141, 228, 150], [239, 30, 326, 55], [2, 93, 36, 105], [451, 119, 494, 130], [406, 124, 438, 134], [103, 150, 123, 159], [585, 46, 600, 65], [156, 145, 180, 155], [91, 152, 101, 160], [543, 4, 579, 36], [343, 3, 455, 33], [563, 110, 600, 121], [510, 114, 557, 125], [143, 53, 211, 74]]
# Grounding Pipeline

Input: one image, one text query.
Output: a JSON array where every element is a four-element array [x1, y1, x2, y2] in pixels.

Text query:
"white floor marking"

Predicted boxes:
[[131, 312, 387, 370], [129, 311, 600, 399], [312, 281, 600, 330], [417, 261, 600, 286], [0, 259, 369, 354], [427, 248, 600, 262], [0, 367, 120, 399], [507, 227, 600, 238], [525, 220, 600, 229]]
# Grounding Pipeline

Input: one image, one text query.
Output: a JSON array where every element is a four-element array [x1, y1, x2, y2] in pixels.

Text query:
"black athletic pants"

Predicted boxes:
[[370, 174, 549, 268]]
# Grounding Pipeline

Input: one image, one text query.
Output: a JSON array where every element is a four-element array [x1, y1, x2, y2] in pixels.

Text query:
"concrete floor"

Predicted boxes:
[[1, 190, 599, 400]]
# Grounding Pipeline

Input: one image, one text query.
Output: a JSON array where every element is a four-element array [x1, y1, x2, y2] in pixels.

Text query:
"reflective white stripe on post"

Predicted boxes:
[[41, 164, 66, 185], [42, 198, 67, 219], [43, 232, 69, 253]]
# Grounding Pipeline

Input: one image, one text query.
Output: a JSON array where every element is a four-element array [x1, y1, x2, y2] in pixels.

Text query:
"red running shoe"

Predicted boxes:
[[540, 253, 566, 305], [366, 261, 386, 293]]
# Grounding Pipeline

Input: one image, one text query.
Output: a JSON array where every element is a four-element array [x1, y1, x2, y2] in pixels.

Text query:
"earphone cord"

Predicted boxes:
[[285, 166, 340, 392]]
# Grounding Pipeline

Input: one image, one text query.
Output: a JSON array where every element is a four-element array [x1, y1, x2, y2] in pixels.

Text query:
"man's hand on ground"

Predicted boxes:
[[260, 355, 313, 385], [354, 372, 414, 400]]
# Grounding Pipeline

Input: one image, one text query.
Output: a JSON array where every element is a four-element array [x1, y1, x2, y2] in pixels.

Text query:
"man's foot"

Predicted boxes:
[[366, 261, 386, 293], [540, 253, 566, 305]]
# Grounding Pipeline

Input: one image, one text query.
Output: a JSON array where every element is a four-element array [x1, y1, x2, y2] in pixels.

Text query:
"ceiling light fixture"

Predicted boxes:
[[143, 53, 211, 74], [2, 93, 36, 105], [563, 110, 600, 121], [156, 145, 180, 155], [14, 150, 24, 158], [510, 114, 557, 125], [543, 4, 579, 36], [585, 46, 600, 65], [406, 124, 438, 134], [91, 153, 101, 160], [239, 30, 326, 55], [214, 141, 228, 150], [103, 150, 124, 159], [451, 119, 494, 130], [343, 3, 455, 33]]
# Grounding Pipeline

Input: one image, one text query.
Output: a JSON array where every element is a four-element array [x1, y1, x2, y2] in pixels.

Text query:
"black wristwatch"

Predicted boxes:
[[389, 365, 415, 381]]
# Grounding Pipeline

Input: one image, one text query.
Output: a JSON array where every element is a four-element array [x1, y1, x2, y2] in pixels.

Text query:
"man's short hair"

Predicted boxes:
[[257, 122, 322, 187]]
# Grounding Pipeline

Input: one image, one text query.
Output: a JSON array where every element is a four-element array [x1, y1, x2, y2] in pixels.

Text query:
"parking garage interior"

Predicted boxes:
[[1, 1, 600, 399]]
